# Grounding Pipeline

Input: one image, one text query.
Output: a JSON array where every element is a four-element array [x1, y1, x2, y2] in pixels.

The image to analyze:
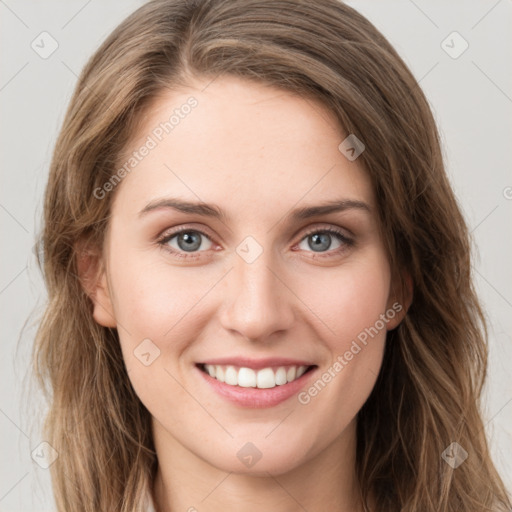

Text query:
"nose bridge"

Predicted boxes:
[[219, 236, 294, 341]]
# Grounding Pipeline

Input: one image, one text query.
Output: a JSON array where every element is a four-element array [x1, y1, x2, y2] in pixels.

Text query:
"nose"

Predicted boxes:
[[218, 245, 296, 343]]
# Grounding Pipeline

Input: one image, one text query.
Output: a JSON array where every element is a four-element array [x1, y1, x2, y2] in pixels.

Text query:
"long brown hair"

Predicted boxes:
[[32, 0, 511, 510]]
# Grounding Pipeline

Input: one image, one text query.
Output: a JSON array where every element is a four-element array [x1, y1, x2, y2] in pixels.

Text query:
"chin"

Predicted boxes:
[[199, 438, 312, 477]]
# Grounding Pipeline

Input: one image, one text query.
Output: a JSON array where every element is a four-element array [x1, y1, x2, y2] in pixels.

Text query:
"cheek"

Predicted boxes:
[[107, 253, 208, 410], [108, 244, 213, 339], [294, 250, 391, 343], [292, 252, 391, 422], [106, 245, 215, 389]]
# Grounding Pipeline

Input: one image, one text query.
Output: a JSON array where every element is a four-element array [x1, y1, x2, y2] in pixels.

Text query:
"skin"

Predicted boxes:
[[84, 75, 408, 512]]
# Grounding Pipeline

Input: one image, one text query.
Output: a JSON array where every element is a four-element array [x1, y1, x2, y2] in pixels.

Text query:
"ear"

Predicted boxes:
[[385, 271, 413, 330], [75, 239, 117, 328]]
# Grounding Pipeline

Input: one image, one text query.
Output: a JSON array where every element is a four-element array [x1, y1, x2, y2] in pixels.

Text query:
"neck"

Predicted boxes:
[[151, 418, 365, 512]]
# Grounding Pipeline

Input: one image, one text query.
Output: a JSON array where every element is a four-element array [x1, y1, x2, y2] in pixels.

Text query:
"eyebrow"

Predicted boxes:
[[138, 197, 371, 222]]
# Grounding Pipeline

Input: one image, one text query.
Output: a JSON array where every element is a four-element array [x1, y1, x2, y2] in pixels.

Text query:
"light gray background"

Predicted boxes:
[[1, 1, 511, 510]]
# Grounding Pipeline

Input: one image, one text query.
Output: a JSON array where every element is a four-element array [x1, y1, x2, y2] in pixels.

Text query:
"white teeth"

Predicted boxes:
[[256, 368, 276, 389], [275, 367, 287, 385], [202, 364, 312, 388], [238, 367, 256, 387], [216, 365, 225, 383], [296, 365, 307, 378], [225, 365, 238, 385]]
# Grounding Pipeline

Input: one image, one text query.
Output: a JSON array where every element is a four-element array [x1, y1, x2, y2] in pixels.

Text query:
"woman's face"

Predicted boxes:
[[91, 76, 404, 475]]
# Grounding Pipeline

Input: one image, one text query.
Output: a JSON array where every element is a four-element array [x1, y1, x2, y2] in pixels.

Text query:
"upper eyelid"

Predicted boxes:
[[158, 224, 216, 243], [301, 224, 352, 238]]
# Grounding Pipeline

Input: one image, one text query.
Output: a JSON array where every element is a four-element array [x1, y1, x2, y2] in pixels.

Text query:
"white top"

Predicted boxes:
[[144, 487, 157, 512]]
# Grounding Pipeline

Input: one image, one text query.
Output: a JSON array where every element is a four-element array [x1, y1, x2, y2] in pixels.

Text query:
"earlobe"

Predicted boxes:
[[91, 269, 117, 328], [76, 241, 117, 328], [386, 272, 413, 330]]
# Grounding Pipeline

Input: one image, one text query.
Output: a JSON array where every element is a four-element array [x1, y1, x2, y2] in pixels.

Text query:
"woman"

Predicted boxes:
[[32, 0, 512, 510]]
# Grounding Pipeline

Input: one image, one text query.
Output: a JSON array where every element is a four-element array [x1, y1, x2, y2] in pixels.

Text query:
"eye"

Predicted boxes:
[[157, 225, 354, 260], [296, 227, 353, 257], [158, 228, 214, 259]]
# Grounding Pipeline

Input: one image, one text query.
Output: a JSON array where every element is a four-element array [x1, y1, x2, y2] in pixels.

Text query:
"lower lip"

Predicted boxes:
[[196, 365, 317, 408]]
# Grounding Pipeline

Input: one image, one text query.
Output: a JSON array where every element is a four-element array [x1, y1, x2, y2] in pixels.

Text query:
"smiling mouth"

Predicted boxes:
[[196, 363, 317, 389]]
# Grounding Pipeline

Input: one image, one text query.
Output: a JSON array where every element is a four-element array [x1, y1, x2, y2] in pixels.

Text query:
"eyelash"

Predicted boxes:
[[156, 225, 354, 260]]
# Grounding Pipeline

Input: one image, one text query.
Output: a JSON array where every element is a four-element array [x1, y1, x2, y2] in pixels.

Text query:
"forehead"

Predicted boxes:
[[111, 75, 374, 219]]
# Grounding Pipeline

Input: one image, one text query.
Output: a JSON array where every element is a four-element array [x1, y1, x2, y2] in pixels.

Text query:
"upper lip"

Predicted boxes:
[[197, 357, 316, 370]]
